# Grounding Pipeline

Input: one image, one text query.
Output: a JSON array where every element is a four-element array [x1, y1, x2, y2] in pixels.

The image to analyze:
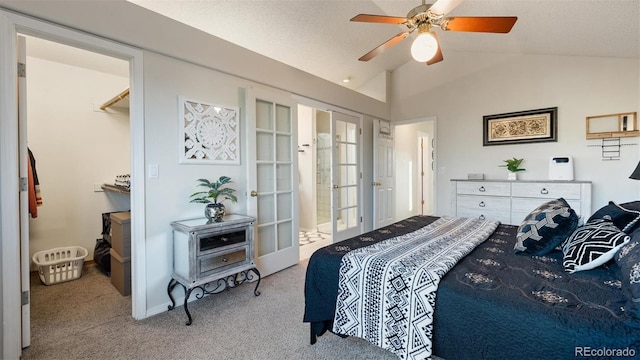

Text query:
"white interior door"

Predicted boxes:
[[246, 87, 299, 276], [330, 111, 361, 242], [373, 119, 395, 229], [18, 34, 31, 348]]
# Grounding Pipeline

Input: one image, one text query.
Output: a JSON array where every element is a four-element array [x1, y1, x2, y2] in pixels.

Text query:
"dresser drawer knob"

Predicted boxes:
[[221, 237, 229, 242], [478, 201, 486, 208], [540, 188, 549, 195], [478, 186, 486, 192], [479, 215, 485, 220], [222, 257, 228, 262]]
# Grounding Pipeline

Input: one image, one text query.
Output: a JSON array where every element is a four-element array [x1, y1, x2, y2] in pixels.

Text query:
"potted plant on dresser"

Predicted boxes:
[[501, 157, 526, 180], [189, 176, 238, 222]]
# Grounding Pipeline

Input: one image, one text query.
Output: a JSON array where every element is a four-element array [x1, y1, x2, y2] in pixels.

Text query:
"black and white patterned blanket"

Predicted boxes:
[[332, 216, 500, 360]]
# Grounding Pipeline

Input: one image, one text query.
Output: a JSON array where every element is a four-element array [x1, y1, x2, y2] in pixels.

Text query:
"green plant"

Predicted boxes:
[[189, 176, 238, 204], [501, 157, 526, 173]]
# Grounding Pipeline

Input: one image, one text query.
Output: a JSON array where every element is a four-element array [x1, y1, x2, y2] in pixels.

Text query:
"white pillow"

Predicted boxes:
[[562, 217, 630, 273]]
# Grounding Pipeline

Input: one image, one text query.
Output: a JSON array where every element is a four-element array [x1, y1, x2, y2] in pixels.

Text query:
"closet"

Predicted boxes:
[[26, 36, 131, 287]]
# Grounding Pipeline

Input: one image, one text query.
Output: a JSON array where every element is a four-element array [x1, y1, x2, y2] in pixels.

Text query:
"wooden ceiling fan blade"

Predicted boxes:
[[351, 14, 408, 24], [426, 32, 444, 65], [442, 16, 518, 33], [359, 31, 410, 61]]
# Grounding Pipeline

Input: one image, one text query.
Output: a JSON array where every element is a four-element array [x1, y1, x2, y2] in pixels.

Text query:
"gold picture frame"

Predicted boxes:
[[483, 107, 558, 146]]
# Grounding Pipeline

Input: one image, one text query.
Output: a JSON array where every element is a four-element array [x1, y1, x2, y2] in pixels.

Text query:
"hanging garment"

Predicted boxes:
[[28, 148, 43, 206], [27, 156, 37, 218]]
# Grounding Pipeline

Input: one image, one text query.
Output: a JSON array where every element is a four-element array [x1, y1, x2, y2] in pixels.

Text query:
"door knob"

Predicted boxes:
[[250, 190, 258, 197], [333, 185, 339, 189]]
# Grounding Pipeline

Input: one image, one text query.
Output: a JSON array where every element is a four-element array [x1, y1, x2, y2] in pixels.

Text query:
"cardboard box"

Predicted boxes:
[[110, 248, 131, 296], [110, 212, 131, 258]]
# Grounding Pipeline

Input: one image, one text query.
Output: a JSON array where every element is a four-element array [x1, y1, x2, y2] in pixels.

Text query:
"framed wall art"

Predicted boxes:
[[483, 107, 558, 146], [179, 97, 240, 164]]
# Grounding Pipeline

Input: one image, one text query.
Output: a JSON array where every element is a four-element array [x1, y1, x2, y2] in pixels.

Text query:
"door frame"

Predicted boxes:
[[0, 10, 145, 358]]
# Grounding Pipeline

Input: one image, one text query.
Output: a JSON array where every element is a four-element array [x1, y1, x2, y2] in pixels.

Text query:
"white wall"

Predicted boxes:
[[391, 51, 640, 217], [26, 55, 130, 269]]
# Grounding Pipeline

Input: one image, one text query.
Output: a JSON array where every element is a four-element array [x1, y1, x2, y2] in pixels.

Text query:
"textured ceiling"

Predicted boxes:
[[77, 0, 637, 93]]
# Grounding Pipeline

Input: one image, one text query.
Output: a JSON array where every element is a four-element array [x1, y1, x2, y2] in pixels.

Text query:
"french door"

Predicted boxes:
[[246, 87, 299, 276], [330, 111, 362, 242]]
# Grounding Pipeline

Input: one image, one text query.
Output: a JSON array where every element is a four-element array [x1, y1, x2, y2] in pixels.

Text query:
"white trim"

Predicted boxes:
[[0, 9, 146, 357], [0, 11, 21, 360]]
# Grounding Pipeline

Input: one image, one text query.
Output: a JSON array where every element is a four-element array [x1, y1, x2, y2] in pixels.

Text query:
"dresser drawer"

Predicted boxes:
[[511, 198, 583, 225], [511, 182, 582, 200], [457, 209, 511, 224], [199, 247, 248, 276], [457, 182, 511, 196], [457, 195, 511, 212]]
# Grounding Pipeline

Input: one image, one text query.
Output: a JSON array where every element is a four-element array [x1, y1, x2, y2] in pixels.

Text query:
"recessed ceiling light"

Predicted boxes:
[[342, 77, 351, 83]]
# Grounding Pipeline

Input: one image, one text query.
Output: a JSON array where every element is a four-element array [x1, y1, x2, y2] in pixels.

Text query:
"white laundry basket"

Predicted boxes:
[[32, 246, 88, 285]]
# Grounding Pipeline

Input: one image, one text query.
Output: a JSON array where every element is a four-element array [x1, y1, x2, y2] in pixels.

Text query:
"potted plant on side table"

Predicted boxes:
[[501, 157, 526, 180], [189, 176, 238, 222]]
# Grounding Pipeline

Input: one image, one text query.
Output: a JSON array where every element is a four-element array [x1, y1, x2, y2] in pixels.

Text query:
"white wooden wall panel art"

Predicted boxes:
[[179, 97, 240, 164]]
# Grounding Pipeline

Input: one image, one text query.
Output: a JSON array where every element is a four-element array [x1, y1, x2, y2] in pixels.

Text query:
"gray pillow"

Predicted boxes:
[[515, 198, 578, 255]]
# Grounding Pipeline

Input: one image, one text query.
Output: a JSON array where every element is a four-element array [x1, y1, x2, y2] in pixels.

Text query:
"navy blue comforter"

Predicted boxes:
[[303, 215, 640, 359]]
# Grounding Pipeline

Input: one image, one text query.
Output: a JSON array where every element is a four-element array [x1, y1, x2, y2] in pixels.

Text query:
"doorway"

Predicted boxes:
[[297, 106, 332, 259], [394, 118, 436, 219], [2, 12, 145, 357], [22, 34, 132, 347]]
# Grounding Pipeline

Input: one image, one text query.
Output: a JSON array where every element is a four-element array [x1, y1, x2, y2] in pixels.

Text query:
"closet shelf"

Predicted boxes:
[[101, 184, 130, 195], [100, 88, 129, 110]]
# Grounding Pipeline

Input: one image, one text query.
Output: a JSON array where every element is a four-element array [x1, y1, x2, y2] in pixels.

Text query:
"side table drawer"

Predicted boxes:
[[198, 229, 246, 255], [199, 247, 248, 277]]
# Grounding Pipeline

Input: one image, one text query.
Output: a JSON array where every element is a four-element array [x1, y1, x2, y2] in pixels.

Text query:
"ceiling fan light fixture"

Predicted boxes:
[[410, 29, 438, 62]]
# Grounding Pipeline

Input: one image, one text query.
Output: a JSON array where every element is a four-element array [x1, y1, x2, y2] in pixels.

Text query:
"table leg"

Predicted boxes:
[[167, 278, 178, 310], [184, 287, 194, 326], [251, 267, 261, 296]]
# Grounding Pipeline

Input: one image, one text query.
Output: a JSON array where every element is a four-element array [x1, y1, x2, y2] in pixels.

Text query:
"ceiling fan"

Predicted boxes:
[[351, 0, 517, 65]]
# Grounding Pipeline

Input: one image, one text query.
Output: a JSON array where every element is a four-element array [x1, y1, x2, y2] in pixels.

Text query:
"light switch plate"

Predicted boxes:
[[148, 164, 159, 179]]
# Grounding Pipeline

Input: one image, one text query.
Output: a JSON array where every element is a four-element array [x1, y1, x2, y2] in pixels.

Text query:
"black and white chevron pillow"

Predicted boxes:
[[562, 217, 630, 273]]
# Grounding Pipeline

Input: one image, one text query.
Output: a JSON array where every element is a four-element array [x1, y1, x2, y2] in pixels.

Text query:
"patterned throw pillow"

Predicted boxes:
[[587, 201, 640, 233], [515, 198, 579, 255], [562, 217, 630, 273], [615, 235, 640, 319]]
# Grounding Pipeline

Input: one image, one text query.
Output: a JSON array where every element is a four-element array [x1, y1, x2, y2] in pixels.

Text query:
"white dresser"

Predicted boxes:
[[451, 180, 592, 225]]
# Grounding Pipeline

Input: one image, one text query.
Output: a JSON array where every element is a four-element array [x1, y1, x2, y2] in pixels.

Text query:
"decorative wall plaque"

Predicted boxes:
[[179, 97, 240, 164]]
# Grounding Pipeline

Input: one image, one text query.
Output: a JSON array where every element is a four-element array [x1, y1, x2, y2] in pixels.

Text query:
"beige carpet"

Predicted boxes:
[[23, 261, 443, 360]]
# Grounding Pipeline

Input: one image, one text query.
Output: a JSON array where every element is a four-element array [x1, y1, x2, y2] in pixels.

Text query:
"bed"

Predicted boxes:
[[303, 199, 640, 360]]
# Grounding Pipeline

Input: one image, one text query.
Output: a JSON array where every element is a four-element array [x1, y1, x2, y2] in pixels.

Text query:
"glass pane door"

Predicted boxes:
[[247, 88, 298, 276], [331, 111, 361, 242]]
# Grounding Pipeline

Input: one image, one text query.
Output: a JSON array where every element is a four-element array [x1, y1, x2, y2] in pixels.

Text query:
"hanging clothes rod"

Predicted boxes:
[[100, 88, 129, 110]]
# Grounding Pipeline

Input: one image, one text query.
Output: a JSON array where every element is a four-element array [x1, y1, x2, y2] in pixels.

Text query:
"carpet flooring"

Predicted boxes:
[[23, 261, 445, 360]]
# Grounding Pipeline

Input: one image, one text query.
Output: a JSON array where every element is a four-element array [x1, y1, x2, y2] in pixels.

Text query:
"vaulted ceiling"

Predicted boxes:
[[128, 0, 639, 93]]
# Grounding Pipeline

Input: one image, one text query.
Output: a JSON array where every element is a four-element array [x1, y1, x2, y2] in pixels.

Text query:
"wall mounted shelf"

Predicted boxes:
[[586, 112, 638, 139]]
